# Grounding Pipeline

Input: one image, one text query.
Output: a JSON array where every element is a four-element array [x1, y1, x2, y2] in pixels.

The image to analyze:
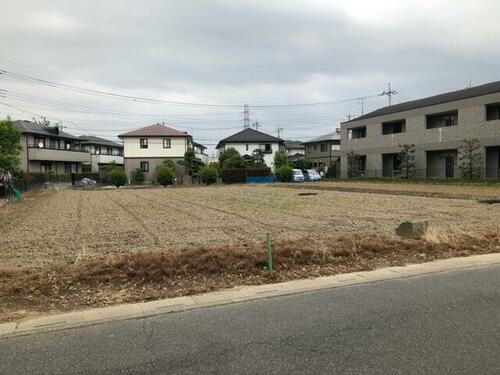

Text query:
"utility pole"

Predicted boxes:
[[359, 97, 365, 115], [276, 127, 284, 138], [243, 104, 250, 128], [381, 82, 398, 106]]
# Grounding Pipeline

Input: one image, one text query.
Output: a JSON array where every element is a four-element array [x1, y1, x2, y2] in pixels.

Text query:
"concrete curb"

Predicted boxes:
[[2, 253, 500, 339]]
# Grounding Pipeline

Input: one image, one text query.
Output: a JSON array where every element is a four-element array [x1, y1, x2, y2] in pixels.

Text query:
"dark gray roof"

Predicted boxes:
[[303, 131, 341, 144], [216, 128, 283, 149], [13, 120, 83, 141], [347, 80, 500, 122], [284, 140, 304, 149], [79, 135, 123, 148], [193, 141, 207, 150]]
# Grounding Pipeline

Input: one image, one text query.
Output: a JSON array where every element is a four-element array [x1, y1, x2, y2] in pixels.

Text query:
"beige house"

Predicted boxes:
[[118, 123, 193, 182], [303, 130, 341, 175], [14, 120, 89, 174], [340, 81, 500, 178]]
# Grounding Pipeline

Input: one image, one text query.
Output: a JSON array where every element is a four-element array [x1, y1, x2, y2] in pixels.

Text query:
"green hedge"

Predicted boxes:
[[221, 167, 272, 184]]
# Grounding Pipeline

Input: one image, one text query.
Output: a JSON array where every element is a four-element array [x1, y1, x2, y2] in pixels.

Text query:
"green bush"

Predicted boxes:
[[275, 165, 293, 182], [292, 158, 312, 170], [246, 167, 272, 177], [162, 159, 175, 169], [198, 166, 218, 185], [273, 151, 290, 169], [108, 168, 127, 188], [156, 165, 175, 186], [223, 154, 248, 169], [130, 168, 145, 184], [218, 147, 240, 167]]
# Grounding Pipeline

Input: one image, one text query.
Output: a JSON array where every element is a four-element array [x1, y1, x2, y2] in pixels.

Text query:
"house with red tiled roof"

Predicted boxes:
[[118, 123, 193, 182]]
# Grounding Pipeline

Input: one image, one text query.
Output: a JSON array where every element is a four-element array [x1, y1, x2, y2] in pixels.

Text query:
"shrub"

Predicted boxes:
[[459, 138, 483, 180], [292, 158, 312, 170], [246, 167, 272, 177], [108, 168, 127, 188], [198, 166, 218, 185], [347, 151, 362, 178], [275, 165, 293, 182], [162, 159, 175, 169], [156, 165, 175, 186], [130, 168, 145, 184]]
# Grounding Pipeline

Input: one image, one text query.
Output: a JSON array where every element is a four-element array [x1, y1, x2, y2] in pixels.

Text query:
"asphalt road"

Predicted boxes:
[[1, 265, 500, 374]]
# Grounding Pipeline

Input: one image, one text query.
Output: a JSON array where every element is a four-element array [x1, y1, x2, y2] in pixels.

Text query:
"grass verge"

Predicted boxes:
[[1, 227, 499, 323]]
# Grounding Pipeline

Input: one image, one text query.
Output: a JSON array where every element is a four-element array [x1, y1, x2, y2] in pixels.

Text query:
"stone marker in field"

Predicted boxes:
[[395, 221, 429, 239]]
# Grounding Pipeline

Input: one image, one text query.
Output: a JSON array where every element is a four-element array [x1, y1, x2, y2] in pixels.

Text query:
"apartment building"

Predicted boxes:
[[303, 130, 341, 175], [340, 81, 500, 178], [14, 120, 89, 174], [118, 123, 192, 182], [216, 128, 284, 170], [79, 135, 124, 172]]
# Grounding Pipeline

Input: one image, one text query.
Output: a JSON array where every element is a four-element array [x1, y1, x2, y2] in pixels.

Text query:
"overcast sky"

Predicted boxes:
[[1, 0, 499, 153]]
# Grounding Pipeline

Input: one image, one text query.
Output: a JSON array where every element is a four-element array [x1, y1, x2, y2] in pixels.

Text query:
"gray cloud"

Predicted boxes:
[[1, 0, 499, 150]]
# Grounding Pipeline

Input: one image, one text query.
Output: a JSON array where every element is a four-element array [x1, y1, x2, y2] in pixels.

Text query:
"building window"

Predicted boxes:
[[259, 144, 272, 154], [140, 138, 148, 149], [246, 144, 249, 151], [140, 161, 149, 172], [65, 141, 72, 150], [426, 111, 458, 129], [307, 145, 312, 154], [41, 162, 52, 172], [331, 141, 340, 151], [348, 126, 367, 139], [313, 144, 317, 151], [382, 120, 406, 134], [163, 138, 171, 148], [34, 137, 45, 148], [320, 143, 327, 152], [486, 103, 500, 121]]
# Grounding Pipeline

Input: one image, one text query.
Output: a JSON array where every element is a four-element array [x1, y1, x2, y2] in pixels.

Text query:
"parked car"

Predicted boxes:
[[306, 169, 321, 181], [292, 169, 304, 182]]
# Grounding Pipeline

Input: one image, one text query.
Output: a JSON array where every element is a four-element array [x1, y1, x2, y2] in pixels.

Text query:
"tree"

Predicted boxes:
[[162, 159, 175, 169], [292, 158, 312, 170], [32, 117, 61, 128], [218, 147, 240, 167], [458, 138, 483, 180], [347, 151, 362, 178], [398, 144, 416, 179], [251, 149, 266, 166], [223, 154, 248, 169], [178, 149, 204, 177], [325, 160, 338, 178], [130, 168, 145, 184], [108, 168, 127, 188], [275, 165, 293, 182], [273, 151, 290, 169], [198, 165, 218, 185], [0, 118, 22, 177], [156, 165, 175, 186]]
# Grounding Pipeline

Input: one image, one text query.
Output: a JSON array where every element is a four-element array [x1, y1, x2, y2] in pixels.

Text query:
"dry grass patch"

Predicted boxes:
[[1, 228, 499, 323]]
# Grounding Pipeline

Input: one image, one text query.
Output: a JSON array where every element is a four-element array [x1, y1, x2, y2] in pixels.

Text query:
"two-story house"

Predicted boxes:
[[14, 120, 89, 174], [193, 141, 209, 164], [118, 123, 192, 182], [303, 130, 341, 175], [79, 135, 124, 172], [216, 128, 284, 170], [340, 80, 500, 178], [284, 140, 305, 162]]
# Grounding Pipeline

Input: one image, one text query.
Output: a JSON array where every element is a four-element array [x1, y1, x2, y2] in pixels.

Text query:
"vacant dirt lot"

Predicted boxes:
[[1, 185, 499, 271]]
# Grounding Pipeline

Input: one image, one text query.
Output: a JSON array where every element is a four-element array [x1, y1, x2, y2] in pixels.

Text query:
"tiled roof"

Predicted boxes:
[[118, 123, 190, 137], [303, 131, 341, 144], [347, 80, 500, 122], [284, 140, 304, 149], [79, 135, 123, 148], [13, 120, 83, 141], [216, 128, 283, 148]]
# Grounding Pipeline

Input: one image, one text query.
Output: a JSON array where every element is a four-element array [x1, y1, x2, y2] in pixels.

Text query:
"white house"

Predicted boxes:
[[216, 128, 284, 170], [118, 123, 192, 182], [80, 135, 124, 172]]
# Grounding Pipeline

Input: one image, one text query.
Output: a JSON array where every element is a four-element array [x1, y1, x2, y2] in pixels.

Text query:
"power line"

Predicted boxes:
[[0, 68, 382, 108]]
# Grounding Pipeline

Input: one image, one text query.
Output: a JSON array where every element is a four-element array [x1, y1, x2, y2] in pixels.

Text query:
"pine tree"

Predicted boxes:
[[458, 138, 483, 180]]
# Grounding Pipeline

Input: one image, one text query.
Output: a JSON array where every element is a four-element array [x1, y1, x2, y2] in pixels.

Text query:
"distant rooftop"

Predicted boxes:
[[216, 128, 283, 149], [79, 135, 122, 148], [284, 140, 304, 149], [118, 123, 190, 138], [13, 120, 83, 141], [346, 80, 500, 122], [302, 130, 341, 144]]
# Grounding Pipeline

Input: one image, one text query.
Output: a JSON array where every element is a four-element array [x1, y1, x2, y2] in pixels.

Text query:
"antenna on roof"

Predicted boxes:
[[380, 82, 398, 106], [252, 119, 260, 130]]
